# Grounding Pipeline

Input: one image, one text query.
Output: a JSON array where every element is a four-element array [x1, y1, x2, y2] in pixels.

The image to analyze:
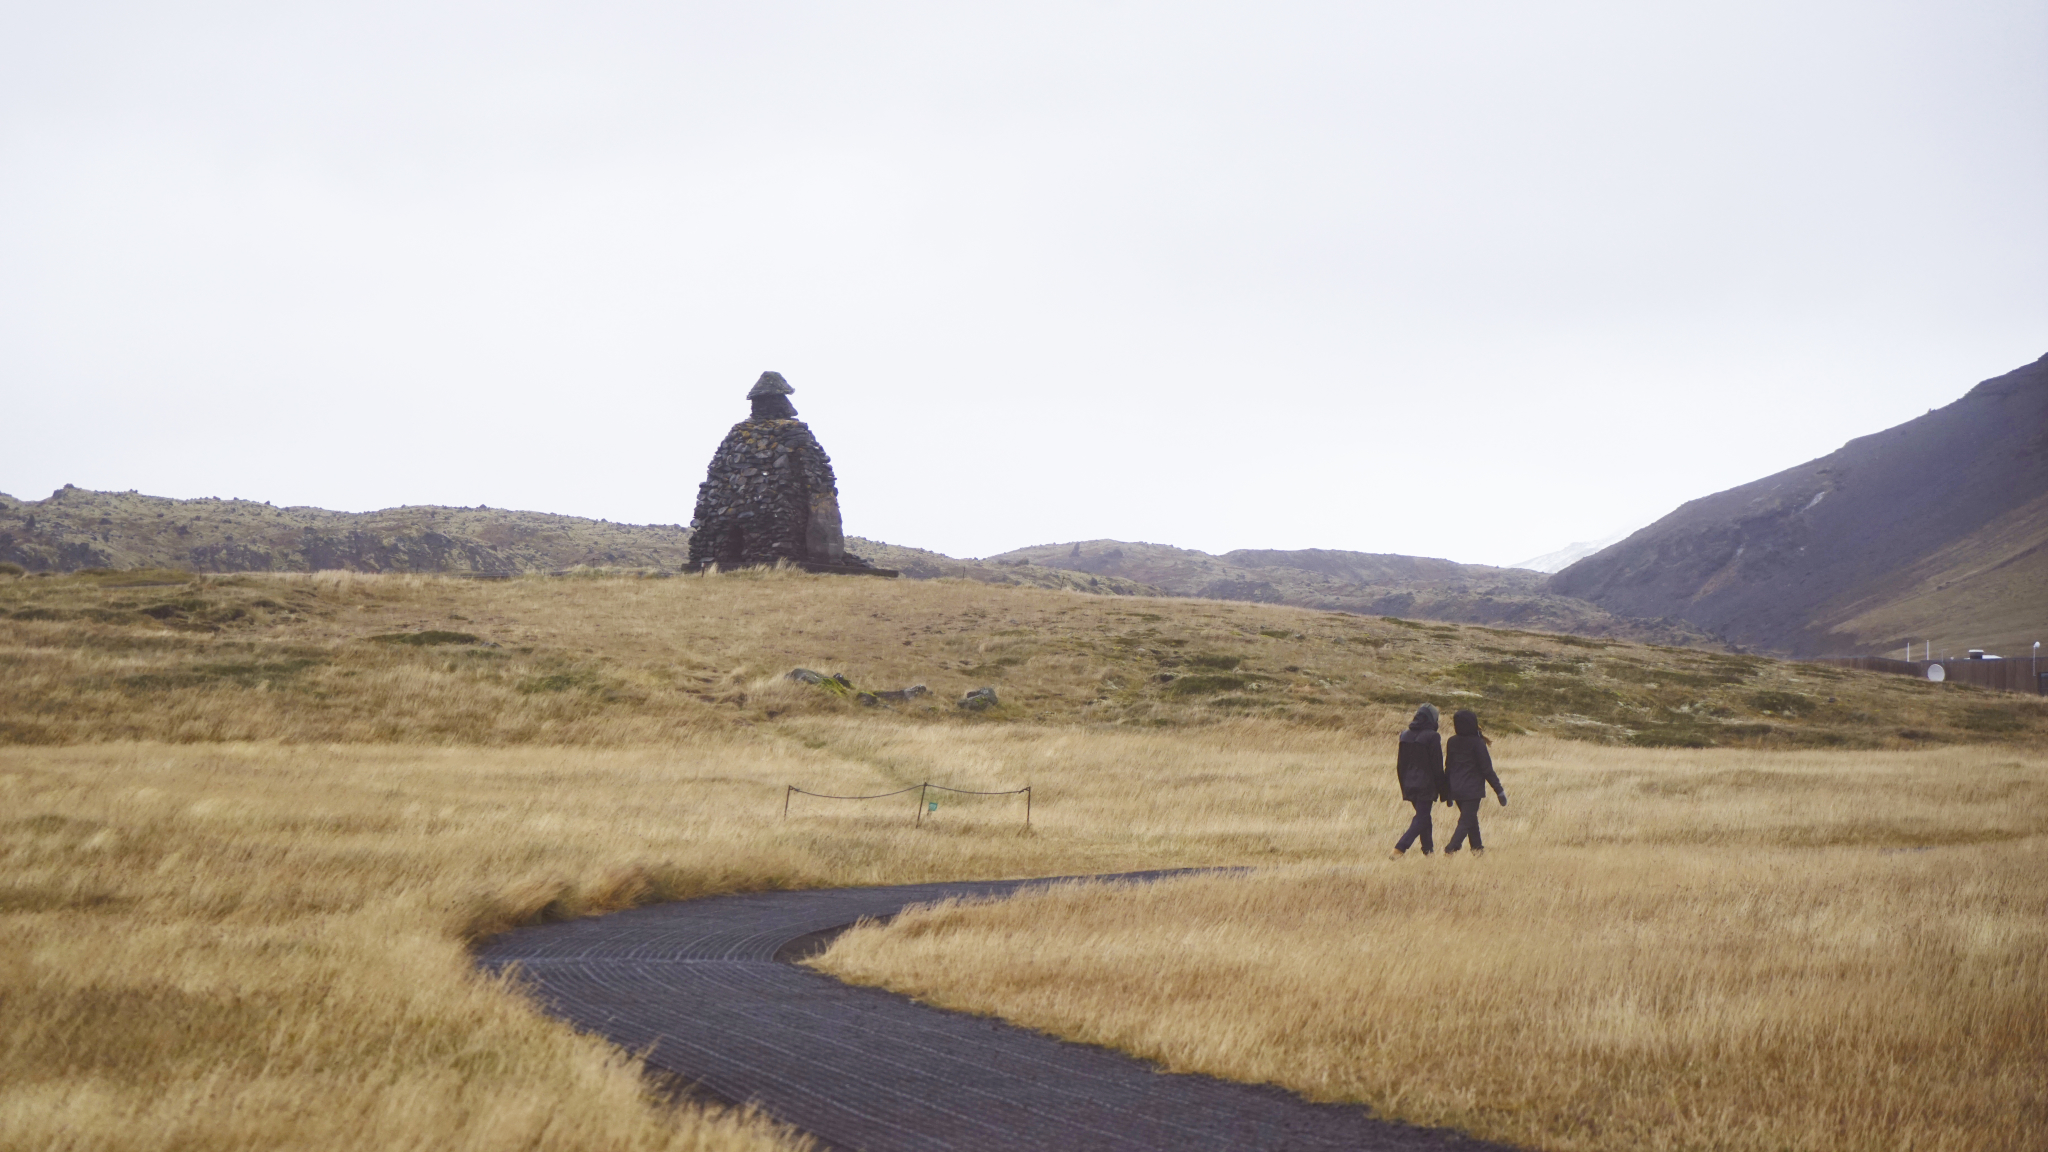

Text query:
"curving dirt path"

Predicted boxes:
[[477, 872, 1513, 1152]]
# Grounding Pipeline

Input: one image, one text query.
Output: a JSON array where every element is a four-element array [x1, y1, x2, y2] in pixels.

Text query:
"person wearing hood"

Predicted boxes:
[[1444, 708, 1507, 855], [1391, 703, 1446, 857]]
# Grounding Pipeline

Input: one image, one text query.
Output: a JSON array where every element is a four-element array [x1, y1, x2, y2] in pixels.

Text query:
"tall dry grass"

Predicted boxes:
[[6, 568, 2046, 1149], [816, 739, 2048, 1152], [5, 717, 1519, 1150], [10, 723, 2040, 1150]]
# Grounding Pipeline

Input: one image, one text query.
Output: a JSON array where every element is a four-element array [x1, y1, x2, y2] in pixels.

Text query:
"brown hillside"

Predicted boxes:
[[1551, 353, 2048, 657], [1823, 489, 2048, 658]]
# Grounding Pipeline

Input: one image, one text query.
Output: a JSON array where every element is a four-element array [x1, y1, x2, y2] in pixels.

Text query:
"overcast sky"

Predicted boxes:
[[3, 2, 2042, 567]]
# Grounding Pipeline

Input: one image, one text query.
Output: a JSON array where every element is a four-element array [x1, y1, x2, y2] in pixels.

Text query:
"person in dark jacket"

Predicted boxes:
[[1443, 708, 1507, 854], [1391, 703, 1446, 857]]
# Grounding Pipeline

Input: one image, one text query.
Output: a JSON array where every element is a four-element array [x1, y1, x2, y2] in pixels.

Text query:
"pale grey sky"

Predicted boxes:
[[3, 2, 2042, 566]]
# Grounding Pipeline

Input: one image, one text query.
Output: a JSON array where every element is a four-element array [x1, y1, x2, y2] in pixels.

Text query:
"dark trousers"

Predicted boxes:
[[1446, 797, 1484, 852], [1395, 798, 1434, 853]]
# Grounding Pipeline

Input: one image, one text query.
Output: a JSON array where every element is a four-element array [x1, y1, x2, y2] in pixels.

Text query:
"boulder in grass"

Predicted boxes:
[[785, 668, 825, 684], [875, 684, 931, 703], [957, 686, 999, 711], [801, 671, 859, 700]]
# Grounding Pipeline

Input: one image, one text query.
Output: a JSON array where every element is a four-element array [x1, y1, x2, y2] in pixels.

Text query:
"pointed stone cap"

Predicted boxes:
[[747, 371, 794, 398]]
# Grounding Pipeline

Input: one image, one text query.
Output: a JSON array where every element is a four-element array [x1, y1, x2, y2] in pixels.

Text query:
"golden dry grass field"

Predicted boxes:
[[2, 567, 2045, 1151], [817, 742, 2048, 1152]]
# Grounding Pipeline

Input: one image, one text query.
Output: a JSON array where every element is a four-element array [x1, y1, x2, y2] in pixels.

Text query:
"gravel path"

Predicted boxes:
[[477, 871, 1513, 1152]]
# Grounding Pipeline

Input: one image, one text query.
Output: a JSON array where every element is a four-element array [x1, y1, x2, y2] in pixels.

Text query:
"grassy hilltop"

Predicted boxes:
[[0, 566, 2037, 749]]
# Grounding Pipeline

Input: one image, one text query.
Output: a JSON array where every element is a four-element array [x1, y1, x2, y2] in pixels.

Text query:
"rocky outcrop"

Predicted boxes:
[[686, 373, 886, 575], [784, 668, 930, 708]]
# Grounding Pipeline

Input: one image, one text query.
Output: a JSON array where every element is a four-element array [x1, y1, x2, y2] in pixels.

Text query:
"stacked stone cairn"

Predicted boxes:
[[685, 372, 892, 575]]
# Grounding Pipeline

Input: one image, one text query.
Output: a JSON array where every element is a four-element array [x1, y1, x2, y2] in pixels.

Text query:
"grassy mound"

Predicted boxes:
[[0, 567, 2039, 748]]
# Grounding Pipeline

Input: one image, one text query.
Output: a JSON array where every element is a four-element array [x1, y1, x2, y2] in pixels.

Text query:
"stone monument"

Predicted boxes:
[[685, 372, 892, 575]]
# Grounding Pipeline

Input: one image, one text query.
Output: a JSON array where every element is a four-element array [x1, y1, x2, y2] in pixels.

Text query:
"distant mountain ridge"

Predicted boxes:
[[1550, 353, 2048, 657], [982, 539, 1716, 646], [0, 487, 697, 575], [0, 487, 1713, 647], [0, 488, 1153, 597]]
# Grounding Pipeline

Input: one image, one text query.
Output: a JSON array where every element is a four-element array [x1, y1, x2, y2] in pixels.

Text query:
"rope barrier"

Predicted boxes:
[[783, 782, 1032, 826], [786, 785, 925, 801]]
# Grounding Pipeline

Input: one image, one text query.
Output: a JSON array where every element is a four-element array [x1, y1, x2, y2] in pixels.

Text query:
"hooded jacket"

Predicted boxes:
[[1444, 709, 1504, 801], [1395, 705, 1446, 802]]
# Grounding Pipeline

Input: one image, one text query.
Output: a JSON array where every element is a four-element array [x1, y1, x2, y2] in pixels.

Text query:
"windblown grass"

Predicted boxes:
[[815, 740, 2048, 1152], [3, 719, 1527, 1151]]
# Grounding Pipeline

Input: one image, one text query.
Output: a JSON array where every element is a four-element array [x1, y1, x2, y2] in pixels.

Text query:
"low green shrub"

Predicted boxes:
[[370, 631, 481, 646], [1749, 690, 1812, 715], [1956, 706, 2027, 734], [1630, 727, 1713, 748], [1164, 674, 1248, 696]]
